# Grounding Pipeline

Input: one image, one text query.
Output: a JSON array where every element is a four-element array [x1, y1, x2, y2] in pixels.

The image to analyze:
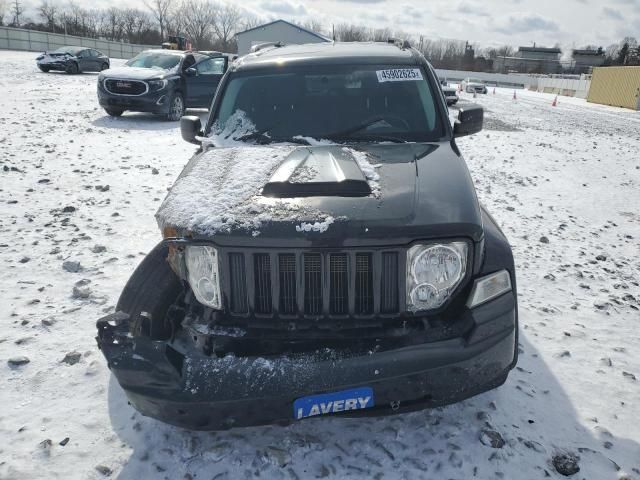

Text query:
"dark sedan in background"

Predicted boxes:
[[97, 49, 232, 120], [36, 46, 110, 74]]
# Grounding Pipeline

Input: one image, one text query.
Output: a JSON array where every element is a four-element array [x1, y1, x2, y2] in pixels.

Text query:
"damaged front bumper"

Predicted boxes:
[[97, 293, 517, 430]]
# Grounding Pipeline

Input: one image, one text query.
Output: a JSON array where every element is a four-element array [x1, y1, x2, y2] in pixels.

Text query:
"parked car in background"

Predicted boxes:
[[97, 49, 233, 120], [439, 78, 459, 105], [97, 41, 518, 431], [36, 46, 110, 74], [461, 77, 488, 94]]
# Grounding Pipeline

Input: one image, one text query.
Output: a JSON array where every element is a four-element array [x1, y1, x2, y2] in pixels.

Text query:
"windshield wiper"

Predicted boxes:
[[234, 127, 273, 144], [325, 133, 408, 144], [323, 116, 386, 138], [323, 117, 408, 143]]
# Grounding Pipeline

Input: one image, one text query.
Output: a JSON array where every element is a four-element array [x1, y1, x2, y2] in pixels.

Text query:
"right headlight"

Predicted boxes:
[[407, 242, 468, 311], [148, 79, 168, 91], [185, 245, 221, 309]]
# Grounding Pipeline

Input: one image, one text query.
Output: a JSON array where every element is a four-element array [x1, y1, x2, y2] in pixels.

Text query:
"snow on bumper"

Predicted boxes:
[[96, 294, 517, 430]]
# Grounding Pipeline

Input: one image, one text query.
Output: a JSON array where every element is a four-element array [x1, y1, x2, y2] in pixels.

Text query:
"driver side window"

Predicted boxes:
[[196, 57, 225, 75]]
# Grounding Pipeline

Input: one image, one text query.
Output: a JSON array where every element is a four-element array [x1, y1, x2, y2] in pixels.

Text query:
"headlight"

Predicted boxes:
[[407, 242, 467, 311], [185, 246, 221, 309], [148, 79, 168, 91], [467, 270, 512, 308]]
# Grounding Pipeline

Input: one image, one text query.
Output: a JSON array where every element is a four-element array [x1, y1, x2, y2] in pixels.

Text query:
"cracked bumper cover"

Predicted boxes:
[[97, 293, 517, 430]]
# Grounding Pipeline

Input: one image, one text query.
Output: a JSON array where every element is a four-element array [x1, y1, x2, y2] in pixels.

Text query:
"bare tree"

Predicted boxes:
[[212, 3, 240, 51], [104, 7, 125, 41], [302, 19, 324, 36], [11, 0, 23, 26], [38, 0, 57, 31], [0, 0, 8, 25], [371, 27, 392, 42], [144, 0, 171, 40], [177, 0, 215, 49], [334, 23, 369, 42], [239, 12, 261, 32]]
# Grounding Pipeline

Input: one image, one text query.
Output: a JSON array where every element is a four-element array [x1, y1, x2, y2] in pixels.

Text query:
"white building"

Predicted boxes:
[[235, 19, 331, 55]]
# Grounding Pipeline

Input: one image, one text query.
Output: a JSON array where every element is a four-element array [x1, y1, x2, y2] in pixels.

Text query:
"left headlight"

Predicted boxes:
[[407, 242, 468, 311], [185, 245, 221, 309], [148, 79, 168, 91]]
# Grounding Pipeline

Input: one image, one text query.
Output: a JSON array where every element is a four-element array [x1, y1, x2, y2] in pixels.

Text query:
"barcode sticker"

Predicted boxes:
[[376, 68, 423, 83]]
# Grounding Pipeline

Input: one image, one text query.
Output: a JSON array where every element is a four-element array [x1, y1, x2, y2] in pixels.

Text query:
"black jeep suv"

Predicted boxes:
[[97, 41, 518, 430], [97, 49, 232, 120]]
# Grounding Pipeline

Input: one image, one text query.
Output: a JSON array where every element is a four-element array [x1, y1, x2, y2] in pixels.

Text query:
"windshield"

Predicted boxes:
[[125, 52, 181, 70], [52, 46, 82, 55], [468, 78, 484, 83], [210, 64, 444, 144]]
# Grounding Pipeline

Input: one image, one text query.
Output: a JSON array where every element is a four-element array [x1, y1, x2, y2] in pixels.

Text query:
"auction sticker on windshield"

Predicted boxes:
[[294, 387, 374, 419], [376, 68, 423, 82]]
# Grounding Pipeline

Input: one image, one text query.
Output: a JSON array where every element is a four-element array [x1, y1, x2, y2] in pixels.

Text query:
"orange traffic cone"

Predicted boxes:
[[552, 95, 558, 107], [513, 90, 517, 100]]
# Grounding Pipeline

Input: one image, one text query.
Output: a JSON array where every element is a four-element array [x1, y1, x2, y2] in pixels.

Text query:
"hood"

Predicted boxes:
[[101, 66, 172, 81], [157, 143, 483, 247]]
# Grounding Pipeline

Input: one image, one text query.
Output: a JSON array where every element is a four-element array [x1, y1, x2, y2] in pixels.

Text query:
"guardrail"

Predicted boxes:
[[0, 26, 156, 59]]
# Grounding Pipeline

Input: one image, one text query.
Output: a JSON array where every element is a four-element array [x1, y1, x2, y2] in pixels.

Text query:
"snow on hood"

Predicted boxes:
[[156, 146, 320, 236], [156, 144, 381, 236], [101, 66, 176, 80]]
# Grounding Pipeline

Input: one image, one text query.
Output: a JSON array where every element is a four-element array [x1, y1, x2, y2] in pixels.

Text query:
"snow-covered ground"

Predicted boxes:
[[1, 49, 639, 479]]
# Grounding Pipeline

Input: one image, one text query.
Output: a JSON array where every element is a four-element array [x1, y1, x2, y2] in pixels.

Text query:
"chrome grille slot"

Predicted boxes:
[[329, 254, 348, 314], [380, 252, 399, 313], [229, 253, 248, 313], [254, 254, 272, 314], [304, 254, 322, 315], [355, 253, 373, 314], [278, 254, 297, 314]]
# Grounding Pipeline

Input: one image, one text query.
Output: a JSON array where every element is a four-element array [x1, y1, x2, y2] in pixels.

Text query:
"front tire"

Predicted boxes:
[[66, 62, 79, 74], [166, 92, 185, 121], [38, 65, 50, 73], [100, 62, 109, 71], [117, 242, 182, 339], [104, 108, 123, 117]]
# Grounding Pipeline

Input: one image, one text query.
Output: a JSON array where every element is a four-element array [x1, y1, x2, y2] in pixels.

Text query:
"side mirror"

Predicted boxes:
[[181, 116, 202, 145], [453, 104, 483, 138], [185, 67, 197, 77]]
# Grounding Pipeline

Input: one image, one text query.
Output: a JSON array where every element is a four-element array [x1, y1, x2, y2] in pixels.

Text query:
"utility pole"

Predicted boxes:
[[11, 0, 23, 27]]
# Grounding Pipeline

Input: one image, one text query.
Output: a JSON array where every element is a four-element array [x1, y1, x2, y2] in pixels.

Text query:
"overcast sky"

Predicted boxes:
[[22, 0, 640, 49]]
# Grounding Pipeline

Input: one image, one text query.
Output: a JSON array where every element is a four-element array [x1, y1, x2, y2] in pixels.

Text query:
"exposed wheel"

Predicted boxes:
[[66, 62, 79, 74], [104, 108, 123, 117], [116, 242, 182, 339], [166, 92, 185, 121], [100, 62, 109, 71], [38, 65, 50, 73]]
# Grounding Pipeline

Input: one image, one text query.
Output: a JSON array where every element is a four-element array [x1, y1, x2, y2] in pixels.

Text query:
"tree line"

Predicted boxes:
[[0, 0, 638, 69], [0, 0, 257, 51]]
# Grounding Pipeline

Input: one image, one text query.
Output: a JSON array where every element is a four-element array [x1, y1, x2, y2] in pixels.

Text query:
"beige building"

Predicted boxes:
[[587, 66, 640, 110]]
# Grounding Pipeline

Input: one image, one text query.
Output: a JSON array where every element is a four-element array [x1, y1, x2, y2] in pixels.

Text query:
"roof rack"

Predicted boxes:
[[250, 41, 284, 53], [387, 38, 411, 50]]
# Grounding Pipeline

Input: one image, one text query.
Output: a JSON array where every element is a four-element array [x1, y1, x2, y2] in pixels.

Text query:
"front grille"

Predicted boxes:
[[226, 250, 401, 317], [104, 78, 147, 95]]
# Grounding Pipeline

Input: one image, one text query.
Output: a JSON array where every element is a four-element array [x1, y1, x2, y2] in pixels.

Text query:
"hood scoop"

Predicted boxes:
[[262, 146, 371, 198]]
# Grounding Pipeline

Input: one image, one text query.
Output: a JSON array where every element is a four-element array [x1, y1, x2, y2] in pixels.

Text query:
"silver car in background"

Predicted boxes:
[[461, 77, 488, 94]]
